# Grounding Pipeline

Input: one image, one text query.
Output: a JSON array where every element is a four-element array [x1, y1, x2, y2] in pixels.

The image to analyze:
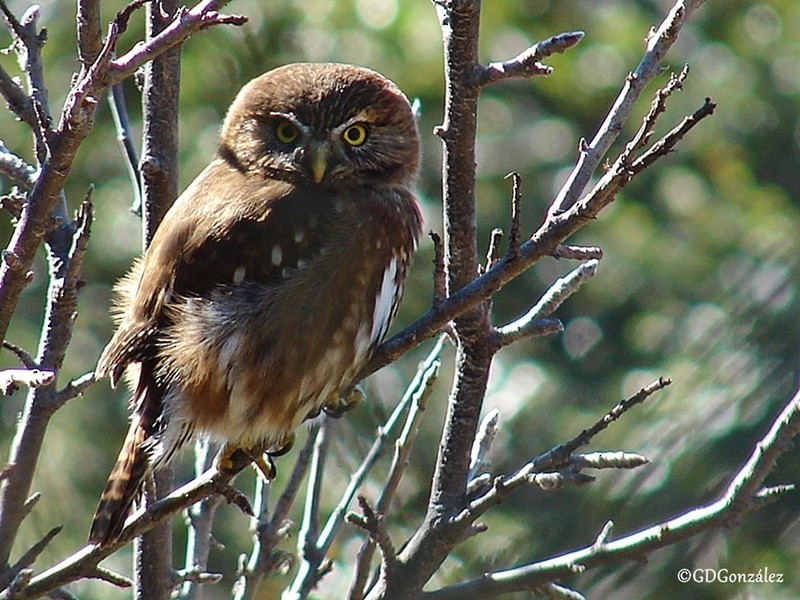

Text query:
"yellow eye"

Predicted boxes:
[[342, 124, 368, 146], [275, 120, 299, 144]]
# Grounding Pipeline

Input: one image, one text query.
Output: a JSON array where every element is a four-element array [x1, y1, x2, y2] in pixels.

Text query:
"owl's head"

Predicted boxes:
[[219, 63, 419, 188]]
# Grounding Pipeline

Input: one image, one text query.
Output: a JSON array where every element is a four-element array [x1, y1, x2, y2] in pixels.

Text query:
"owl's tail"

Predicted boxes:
[[88, 366, 162, 546], [88, 413, 150, 545]]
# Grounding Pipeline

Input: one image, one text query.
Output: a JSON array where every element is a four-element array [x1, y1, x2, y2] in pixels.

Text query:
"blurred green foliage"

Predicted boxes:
[[1, 0, 799, 598]]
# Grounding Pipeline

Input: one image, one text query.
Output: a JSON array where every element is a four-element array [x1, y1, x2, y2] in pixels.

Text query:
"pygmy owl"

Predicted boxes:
[[89, 63, 422, 545]]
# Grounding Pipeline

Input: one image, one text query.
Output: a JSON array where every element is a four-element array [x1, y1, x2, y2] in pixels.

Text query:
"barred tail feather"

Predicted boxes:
[[88, 415, 149, 545], [89, 362, 164, 546]]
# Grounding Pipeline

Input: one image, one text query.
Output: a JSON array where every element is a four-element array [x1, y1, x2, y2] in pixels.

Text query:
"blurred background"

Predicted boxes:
[[1, 0, 799, 598]]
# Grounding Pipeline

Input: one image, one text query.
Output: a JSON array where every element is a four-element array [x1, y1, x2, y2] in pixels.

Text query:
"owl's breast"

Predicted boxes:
[[158, 208, 412, 448]]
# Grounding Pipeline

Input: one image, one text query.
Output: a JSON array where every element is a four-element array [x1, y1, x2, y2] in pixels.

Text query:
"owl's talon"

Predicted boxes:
[[269, 433, 295, 457], [252, 454, 276, 481], [323, 387, 365, 418]]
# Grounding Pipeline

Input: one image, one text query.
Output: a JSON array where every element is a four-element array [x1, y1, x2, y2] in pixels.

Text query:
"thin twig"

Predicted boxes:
[[284, 419, 332, 599], [1, 341, 35, 369], [0, 526, 61, 590], [0, 143, 36, 189], [547, 0, 706, 220], [468, 408, 500, 483], [552, 245, 603, 261], [107, 84, 142, 215], [233, 427, 318, 600], [0, 369, 55, 395], [76, 0, 103, 67], [0, 460, 253, 600], [107, 2, 248, 85], [491, 260, 598, 348], [177, 440, 220, 600], [484, 228, 503, 273], [0, 2, 51, 161], [53, 371, 97, 405], [505, 172, 522, 259], [463, 378, 670, 521], [348, 354, 440, 600], [475, 31, 585, 87], [346, 497, 398, 579]]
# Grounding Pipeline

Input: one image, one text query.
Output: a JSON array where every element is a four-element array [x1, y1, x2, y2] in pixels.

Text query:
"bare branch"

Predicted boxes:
[[547, 0, 706, 219], [0, 460, 254, 600], [172, 568, 222, 590], [617, 65, 689, 165], [107, 2, 248, 86], [76, 0, 102, 67], [53, 371, 96, 405], [233, 429, 318, 600], [285, 419, 332, 599], [463, 378, 670, 521], [0, 2, 51, 160], [177, 440, 221, 600], [491, 260, 597, 348], [0, 368, 55, 395], [553, 245, 603, 261], [107, 84, 142, 215], [534, 377, 671, 472], [468, 408, 500, 483], [0, 143, 36, 189], [483, 228, 503, 273], [345, 338, 446, 599], [87, 566, 131, 589], [572, 451, 650, 470], [346, 497, 398, 579], [630, 97, 716, 173], [1, 341, 36, 369], [423, 387, 800, 599], [0, 526, 61, 590], [505, 172, 522, 259], [0, 63, 37, 131], [475, 31, 585, 87]]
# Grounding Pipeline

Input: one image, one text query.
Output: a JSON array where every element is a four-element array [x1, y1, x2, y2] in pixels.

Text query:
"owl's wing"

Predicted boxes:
[[96, 160, 332, 386]]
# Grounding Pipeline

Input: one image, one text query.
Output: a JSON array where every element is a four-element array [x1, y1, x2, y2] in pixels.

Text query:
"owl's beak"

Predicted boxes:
[[308, 141, 330, 184]]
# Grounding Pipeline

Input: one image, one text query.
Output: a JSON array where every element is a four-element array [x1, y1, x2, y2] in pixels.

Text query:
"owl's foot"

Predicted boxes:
[[216, 434, 295, 480], [323, 386, 366, 418], [216, 444, 259, 476]]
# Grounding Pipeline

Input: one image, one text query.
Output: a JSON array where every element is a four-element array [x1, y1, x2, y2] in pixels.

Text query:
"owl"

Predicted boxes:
[[89, 63, 422, 545]]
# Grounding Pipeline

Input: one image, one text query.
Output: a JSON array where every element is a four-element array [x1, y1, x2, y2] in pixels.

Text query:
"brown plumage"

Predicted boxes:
[[89, 63, 422, 546]]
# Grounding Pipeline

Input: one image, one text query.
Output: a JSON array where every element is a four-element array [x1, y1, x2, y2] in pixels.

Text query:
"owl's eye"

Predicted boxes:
[[342, 124, 368, 147], [275, 120, 300, 144]]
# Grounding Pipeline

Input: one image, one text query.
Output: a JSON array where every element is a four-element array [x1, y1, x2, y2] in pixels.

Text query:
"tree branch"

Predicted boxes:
[[491, 259, 598, 349], [474, 31, 584, 87], [0, 459, 254, 600], [233, 430, 318, 600], [424, 385, 800, 598], [546, 0, 707, 219]]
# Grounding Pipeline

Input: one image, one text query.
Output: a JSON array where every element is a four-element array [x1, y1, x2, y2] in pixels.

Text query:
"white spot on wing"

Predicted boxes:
[[271, 245, 283, 266], [233, 266, 246, 284], [371, 257, 399, 345]]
